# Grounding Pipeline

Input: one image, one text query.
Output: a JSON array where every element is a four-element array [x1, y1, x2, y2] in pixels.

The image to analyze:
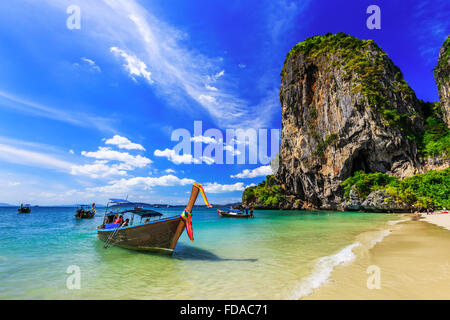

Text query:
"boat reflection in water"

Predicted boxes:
[[97, 183, 212, 254]]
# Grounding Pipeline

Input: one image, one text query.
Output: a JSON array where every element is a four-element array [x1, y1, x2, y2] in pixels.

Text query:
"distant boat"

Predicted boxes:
[[18, 203, 31, 214], [75, 204, 96, 219], [96, 183, 212, 254], [217, 208, 254, 218]]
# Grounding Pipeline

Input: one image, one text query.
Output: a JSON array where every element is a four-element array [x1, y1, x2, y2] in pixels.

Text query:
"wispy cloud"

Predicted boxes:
[[0, 143, 73, 171], [0, 90, 116, 133], [80, 57, 101, 72], [43, 0, 279, 128], [110, 46, 153, 83], [413, 1, 450, 65]]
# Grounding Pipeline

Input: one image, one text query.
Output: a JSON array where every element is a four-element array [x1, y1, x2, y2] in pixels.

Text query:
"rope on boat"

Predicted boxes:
[[103, 225, 122, 249]]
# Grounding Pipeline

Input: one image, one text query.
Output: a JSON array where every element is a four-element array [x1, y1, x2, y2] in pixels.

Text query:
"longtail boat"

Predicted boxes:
[[18, 203, 31, 214], [97, 183, 212, 254], [217, 208, 254, 218], [75, 204, 96, 219]]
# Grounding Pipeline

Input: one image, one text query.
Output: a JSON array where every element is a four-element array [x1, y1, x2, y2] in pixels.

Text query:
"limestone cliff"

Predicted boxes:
[[277, 33, 423, 210], [434, 36, 450, 128]]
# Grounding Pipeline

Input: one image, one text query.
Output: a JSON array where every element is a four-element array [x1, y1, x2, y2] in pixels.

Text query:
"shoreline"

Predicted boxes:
[[297, 214, 450, 299]]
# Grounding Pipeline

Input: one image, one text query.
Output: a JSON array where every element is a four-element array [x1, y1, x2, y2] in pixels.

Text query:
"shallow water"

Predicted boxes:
[[0, 207, 397, 299]]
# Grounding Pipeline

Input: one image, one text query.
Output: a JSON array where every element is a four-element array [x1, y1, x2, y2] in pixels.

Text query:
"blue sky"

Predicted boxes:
[[0, 0, 448, 205]]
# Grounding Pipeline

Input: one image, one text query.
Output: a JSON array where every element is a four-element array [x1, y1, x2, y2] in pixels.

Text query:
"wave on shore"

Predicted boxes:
[[291, 219, 402, 299], [290, 242, 361, 299]]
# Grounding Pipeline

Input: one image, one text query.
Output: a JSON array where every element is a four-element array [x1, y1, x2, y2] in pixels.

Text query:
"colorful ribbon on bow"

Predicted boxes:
[[180, 183, 212, 242], [181, 209, 194, 241], [193, 182, 213, 208]]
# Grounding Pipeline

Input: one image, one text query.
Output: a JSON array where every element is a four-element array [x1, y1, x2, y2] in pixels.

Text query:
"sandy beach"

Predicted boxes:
[[420, 212, 450, 231], [303, 215, 450, 300]]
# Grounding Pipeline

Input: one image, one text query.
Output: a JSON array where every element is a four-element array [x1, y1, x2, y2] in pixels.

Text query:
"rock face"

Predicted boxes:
[[341, 187, 409, 213], [277, 33, 424, 210], [434, 36, 450, 128]]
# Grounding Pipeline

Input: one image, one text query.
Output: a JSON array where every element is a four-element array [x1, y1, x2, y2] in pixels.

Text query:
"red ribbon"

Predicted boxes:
[[181, 209, 194, 242]]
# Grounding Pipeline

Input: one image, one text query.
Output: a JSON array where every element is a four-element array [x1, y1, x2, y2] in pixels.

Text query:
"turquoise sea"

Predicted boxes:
[[0, 207, 398, 299]]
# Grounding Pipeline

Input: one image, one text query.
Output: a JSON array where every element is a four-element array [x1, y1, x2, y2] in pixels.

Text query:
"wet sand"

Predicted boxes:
[[303, 218, 450, 300]]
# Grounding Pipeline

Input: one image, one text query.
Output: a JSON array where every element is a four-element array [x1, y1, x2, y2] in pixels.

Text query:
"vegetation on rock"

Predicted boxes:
[[341, 168, 450, 209], [417, 101, 450, 158], [433, 35, 450, 83], [242, 175, 285, 207]]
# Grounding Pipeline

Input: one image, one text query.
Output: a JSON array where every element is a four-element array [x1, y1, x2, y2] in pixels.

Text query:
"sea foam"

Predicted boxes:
[[290, 242, 361, 299]]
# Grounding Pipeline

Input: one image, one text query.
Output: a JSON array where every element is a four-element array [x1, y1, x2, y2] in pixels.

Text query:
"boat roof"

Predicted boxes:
[[105, 208, 163, 217]]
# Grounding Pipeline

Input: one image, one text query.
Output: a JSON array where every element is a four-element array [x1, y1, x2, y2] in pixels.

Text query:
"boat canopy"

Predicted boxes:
[[105, 200, 163, 217], [109, 199, 130, 203]]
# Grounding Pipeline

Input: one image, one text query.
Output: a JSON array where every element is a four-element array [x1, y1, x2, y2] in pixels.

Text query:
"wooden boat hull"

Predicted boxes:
[[18, 208, 31, 214], [97, 216, 185, 254], [217, 210, 252, 218]]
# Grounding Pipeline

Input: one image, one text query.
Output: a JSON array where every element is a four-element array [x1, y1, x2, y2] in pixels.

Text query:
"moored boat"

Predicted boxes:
[[97, 183, 212, 254], [217, 208, 254, 218], [75, 204, 96, 219], [18, 203, 31, 214]]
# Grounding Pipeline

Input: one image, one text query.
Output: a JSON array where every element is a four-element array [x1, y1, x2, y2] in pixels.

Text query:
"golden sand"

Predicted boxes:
[[303, 218, 450, 300]]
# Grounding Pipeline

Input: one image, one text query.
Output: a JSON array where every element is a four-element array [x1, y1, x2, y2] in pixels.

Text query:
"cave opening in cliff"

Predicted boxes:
[[349, 150, 374, 176]]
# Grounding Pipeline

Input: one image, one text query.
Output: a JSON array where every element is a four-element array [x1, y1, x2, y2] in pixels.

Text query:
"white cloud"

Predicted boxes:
[[190, 135, 220, 144], [238, 64, 246, 69], [224, 144, 241, 156], [70, 160, 128, 178], [203, 182, 245, 194], [8, 182, 21, 187], [110, 46, 153, 83], [230, 165, 273, 178], [205, 84, 218, 91], [81, 147, 152, 168], [69, 149, 75, 154], [154, 148, 214, 165], [105, 135, 145, 150], [154, 148, 196, 164], [164, 168, 176, 173], [87, 174, 195, 194]]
